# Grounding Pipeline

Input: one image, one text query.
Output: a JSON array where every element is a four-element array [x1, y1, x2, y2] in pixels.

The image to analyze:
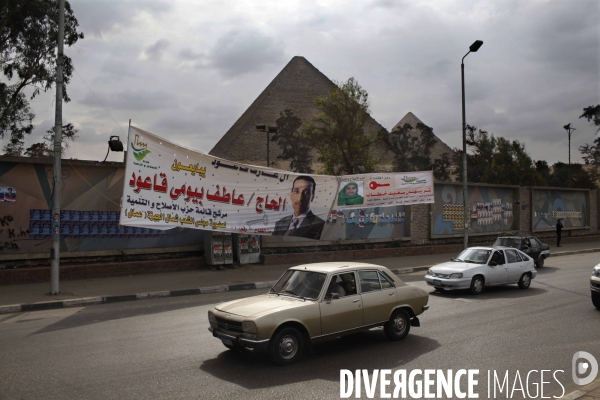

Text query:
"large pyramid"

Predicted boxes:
[[209, 56, 388, 170], [391, 112, 454, 162], [210, 56, 454, 172]]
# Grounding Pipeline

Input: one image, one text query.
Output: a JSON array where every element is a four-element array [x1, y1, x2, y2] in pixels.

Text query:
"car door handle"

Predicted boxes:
[[353, 299, 360, 303], [389, 292, 394, 296]]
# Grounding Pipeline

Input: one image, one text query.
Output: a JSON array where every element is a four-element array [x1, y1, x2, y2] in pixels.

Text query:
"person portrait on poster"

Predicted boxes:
[[337, 181, 364, 206], [272, 175, 325, 239]]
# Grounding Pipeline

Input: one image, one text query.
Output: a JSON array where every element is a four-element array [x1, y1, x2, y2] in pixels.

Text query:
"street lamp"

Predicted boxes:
[[255, 124, 278, 167], [563, 123, 575, 168], [461, 39, 483, 250]]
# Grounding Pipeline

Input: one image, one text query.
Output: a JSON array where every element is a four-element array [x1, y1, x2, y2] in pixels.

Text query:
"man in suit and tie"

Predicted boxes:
[[273, 175, 325, 240]]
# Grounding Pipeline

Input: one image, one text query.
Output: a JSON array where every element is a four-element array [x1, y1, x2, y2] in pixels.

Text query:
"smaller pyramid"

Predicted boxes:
[[391, 112, 454, 162]]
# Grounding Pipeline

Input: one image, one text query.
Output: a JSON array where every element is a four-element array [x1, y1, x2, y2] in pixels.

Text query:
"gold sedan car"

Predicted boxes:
[[207, 262, 430, 365]]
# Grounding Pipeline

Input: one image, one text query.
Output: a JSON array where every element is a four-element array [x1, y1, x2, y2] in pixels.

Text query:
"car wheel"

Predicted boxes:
[[270, 327, 304, 366], [536, 257, 544, 268], [384, 309, 411, 341], [434, 287, 444, 293], [518, 273, 531, 289], [470, 276, 484, 295], [592, 291, 600, 309]]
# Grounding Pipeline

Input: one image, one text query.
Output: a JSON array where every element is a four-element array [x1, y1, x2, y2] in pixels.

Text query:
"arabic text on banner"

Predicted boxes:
[[121, 126, 434, 239]]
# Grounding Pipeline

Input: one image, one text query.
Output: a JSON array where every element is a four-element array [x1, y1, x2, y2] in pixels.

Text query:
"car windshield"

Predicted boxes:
[[493, 238, 521, 248], [455, 249, 492, 264], [270, 270, 326, 300]]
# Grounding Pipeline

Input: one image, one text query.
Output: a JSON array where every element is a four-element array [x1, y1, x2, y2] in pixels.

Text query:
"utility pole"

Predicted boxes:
[[461, 40, 483, 250], [51, 0, 65, 295]]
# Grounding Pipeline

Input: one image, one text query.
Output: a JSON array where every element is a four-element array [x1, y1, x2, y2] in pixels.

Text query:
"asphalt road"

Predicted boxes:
[[0, 253, 598, 399]]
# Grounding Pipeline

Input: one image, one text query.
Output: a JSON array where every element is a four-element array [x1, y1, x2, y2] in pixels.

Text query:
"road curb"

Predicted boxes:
[[1, 247, 599, 315]]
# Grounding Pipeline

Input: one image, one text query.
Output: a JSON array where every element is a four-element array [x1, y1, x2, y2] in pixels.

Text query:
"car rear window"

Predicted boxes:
[[505, 249, 520, 263], [493, 238, 521, 248], [358, 271, 381, 293]]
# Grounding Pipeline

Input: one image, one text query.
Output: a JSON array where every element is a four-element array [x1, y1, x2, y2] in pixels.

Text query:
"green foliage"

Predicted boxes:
[[547, 162, 596, 189], [579, 137, 600, 184], [379, 122, 451, 180], [6, 122, 78, 157], [453, 125, 546, 186], [303, 77, 378, 175], [0, 0, 83, 147], [271, 109, 313, 173], [579, 105, 600, 133]]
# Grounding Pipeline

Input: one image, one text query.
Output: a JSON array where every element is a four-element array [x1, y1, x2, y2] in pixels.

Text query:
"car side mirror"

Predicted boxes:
[[331, 293, 340, 300], [489, 261, 498, 266], [522, 245, 529, 250]]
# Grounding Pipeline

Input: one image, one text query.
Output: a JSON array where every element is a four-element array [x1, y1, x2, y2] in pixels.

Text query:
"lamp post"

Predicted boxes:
[[461, 39, 483, 250], [563, 123, 575, 187], [563, 123, 575, 168], [255, 124, 278, 167]]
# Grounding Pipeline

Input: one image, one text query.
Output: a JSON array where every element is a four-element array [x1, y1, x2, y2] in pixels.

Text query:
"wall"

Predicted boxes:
[[0, 157, 204, 260], [431, 182, 519, 237]]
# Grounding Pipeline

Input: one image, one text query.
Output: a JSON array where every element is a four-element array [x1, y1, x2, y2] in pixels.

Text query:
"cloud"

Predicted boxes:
[[80, 89, 179, 112], [208, 29, 285, 77], [142, 38, 171, 61], [71, 0, 172, 37], [179, 47, 204, 61]]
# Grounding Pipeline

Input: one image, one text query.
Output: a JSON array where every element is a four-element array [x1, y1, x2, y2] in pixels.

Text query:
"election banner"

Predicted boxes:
[[333, 171, 434, 209], [121, 126, 338, 240], [120, 126, 434, 240]]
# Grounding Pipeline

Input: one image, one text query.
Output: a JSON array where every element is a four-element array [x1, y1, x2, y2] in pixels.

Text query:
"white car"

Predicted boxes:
[[424, 246, 537, 295]]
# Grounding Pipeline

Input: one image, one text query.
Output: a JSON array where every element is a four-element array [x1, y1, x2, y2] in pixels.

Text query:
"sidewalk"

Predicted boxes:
[[1, 241, 599, 313]]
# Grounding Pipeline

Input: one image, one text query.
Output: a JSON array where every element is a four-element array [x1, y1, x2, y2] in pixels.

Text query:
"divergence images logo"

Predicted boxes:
[[131, 134, 151, 161], [572, 351, 598, 385]]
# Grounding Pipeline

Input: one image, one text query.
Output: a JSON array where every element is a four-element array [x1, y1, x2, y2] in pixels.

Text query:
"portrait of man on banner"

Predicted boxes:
[[273, 175, 325, 240]]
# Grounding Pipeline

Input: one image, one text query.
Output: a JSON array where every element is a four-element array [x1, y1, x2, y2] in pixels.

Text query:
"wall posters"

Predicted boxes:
[[120, 126, 434, 240], [531, 189, 588, 231], [432, 184, 518, 236]]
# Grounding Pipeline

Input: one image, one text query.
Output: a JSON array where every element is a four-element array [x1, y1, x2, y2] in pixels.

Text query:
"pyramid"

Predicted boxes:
[[391, 112, 454, 162], [209, 56, 388, 170]]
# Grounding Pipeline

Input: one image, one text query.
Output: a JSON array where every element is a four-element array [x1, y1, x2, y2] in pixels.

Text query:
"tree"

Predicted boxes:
[[3, 122, 78, 157], [0, 0, 84, 147], [379, 122, 451, 180], [270, 109, 313, 173], [578, 105, 600, 184], [453, 125, 546, 186], [547, 162, 596, 189], [302, 77, 379, 175], [580, 105, 600, 133], [579, 137, 600, 184]]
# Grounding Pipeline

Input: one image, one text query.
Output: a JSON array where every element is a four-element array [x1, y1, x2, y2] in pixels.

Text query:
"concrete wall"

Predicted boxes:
[[0, 156, 204, 262]]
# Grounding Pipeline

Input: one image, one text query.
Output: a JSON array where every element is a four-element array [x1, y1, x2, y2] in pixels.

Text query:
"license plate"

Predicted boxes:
[[433, 279, 442, 285]]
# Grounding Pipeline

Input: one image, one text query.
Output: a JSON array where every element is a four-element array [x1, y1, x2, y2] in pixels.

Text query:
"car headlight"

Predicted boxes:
[[449, 273, 463, 279], [428, 269, 433, 275], [208, 311, 216, 323], [593, 267, 600, 277], [242, 321, 257, 333]]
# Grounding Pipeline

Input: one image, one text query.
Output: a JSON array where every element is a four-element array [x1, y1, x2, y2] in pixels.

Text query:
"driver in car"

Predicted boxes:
[[491, 251, 505, 264], [326, 276, 346, 298]]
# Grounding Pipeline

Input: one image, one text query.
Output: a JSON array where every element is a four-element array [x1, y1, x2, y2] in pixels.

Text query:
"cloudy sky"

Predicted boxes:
[[13, 0, 600, 165]]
